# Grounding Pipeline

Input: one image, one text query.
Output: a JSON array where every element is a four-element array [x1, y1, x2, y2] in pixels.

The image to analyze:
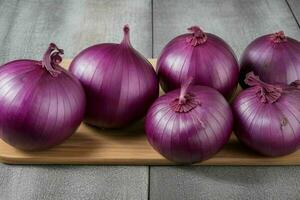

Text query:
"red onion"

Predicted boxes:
[[233, 72, 300, 156], [145, 79, 233, 163], [69, 25, 159, 128], [240, 31, 300, 87], [157, 26, 239, 97], [0, 43, 86, 150]]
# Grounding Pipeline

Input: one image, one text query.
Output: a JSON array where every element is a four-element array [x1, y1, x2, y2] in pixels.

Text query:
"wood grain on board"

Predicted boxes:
[[1, 59, 300, 166]]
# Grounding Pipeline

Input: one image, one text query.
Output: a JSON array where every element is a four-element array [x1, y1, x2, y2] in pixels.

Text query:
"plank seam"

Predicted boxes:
[[149, 0, 153, 199], [286, 0, 300, 29], [148, 166, 151, 200], [151, 0, 154, 58]]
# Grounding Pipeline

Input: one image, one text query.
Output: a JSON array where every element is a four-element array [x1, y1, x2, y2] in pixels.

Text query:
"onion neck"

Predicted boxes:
[[245, 72, 283, 104], [186, 26, 207, 46], [270, 31, 287, 43], [42, 43, 64, 77], [170, 78, 200, 113], [121, 24, 131, 47]]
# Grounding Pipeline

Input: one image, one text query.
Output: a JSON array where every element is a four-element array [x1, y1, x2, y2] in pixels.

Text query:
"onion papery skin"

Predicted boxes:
[[240, 31, 300, 88], [233, 73, 300, 156], [157, 26, 239, 97], [145, 85, 233, 164], [0, 44, 86, 150], [69, 25, 159, 128]]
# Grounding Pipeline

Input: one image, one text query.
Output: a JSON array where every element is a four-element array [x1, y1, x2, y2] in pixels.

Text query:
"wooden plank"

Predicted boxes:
[[151, 0, 300, 199], [0, 164, 148, 200], [288, 0, 300, 26], [0, 0, 153, 63], [2, 59, 300, 165], [0, 0, 151, 199], [153, 0, 300, 58], [150, 166, 300, 200]]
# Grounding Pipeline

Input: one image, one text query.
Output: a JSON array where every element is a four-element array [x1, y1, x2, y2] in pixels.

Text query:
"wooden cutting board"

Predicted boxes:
[[0, 59, 300, 165]]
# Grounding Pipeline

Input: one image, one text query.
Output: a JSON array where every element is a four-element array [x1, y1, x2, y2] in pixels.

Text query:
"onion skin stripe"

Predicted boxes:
[[233, 75, 300, 156], [145, 85, 233, 164], [0, 44, 86, 150]]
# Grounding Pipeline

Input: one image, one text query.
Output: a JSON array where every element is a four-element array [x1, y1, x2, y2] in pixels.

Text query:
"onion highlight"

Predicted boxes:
[[145, 79, 233, 163], [70, 25, 159, 128], [157, 26, 239, 97], [233, 72, 300, 156], [240, 31, 300, 87], [0, 43, 86, 150]]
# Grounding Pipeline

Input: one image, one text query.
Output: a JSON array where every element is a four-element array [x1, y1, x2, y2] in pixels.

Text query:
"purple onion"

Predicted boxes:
[[69, 25, 159, 128], [233, 72, 300, 156], [240, 31, 300, 87], [0, 43, 86, 150], [157, 26, 239, 97], [145, 79, 233, 163]]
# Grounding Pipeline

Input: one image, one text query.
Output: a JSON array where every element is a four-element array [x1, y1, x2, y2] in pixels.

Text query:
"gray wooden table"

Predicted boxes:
[[0, 0, 300, 199]]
